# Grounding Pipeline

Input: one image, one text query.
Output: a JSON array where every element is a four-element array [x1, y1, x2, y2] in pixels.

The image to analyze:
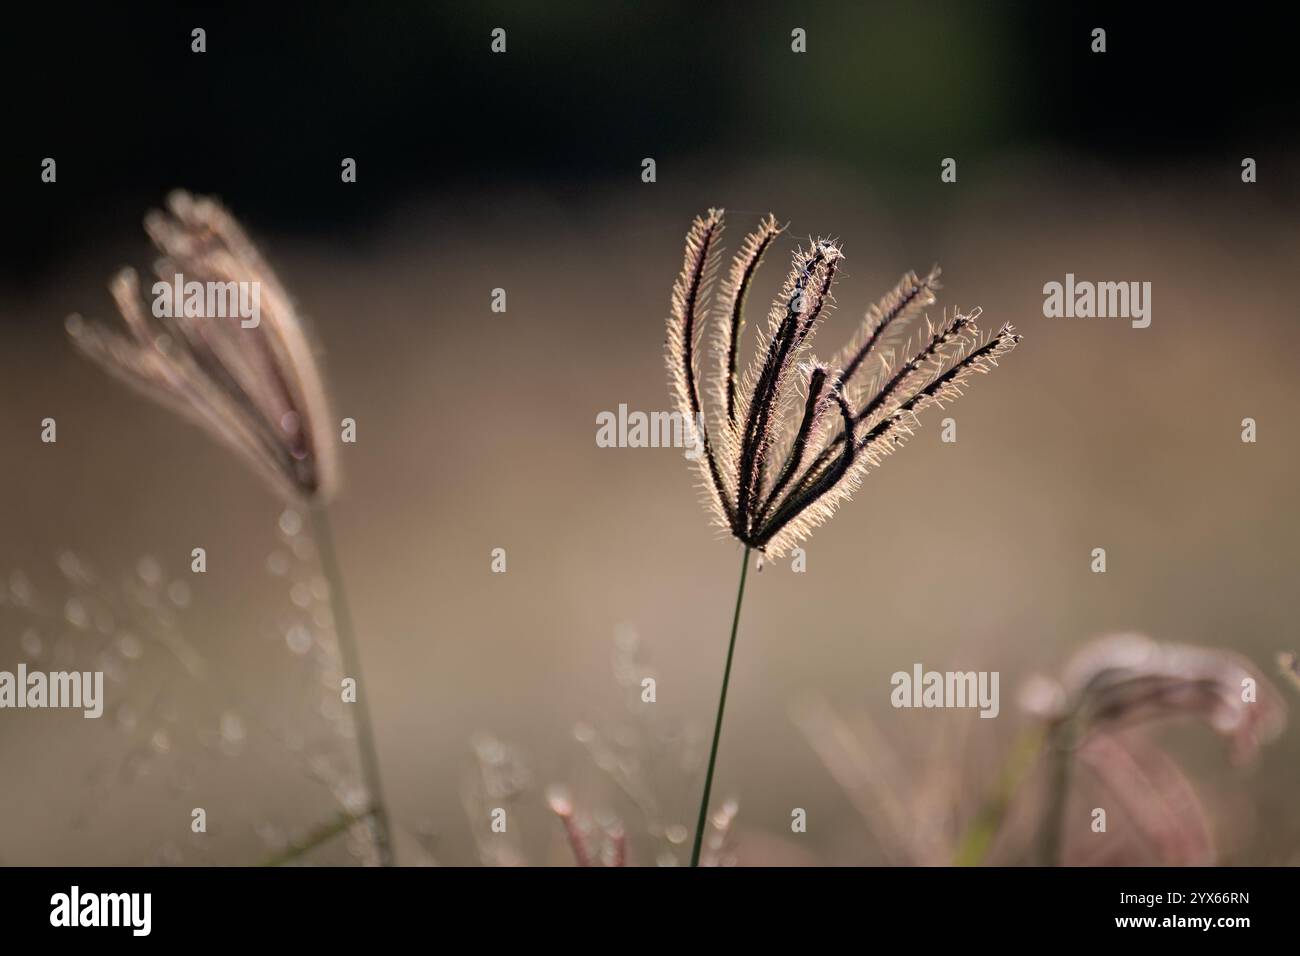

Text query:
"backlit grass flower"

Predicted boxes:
[[668, 208, 1019, 558], [65, 192, 391, 864], [1022, 633, 1285, 864], [65, 190, 336, 502], [667, 208, 1021, 866], [1022, 632, 1285, 763]]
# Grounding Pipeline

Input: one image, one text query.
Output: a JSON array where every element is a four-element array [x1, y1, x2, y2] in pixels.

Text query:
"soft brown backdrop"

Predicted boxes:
[[3, 156, 1298, 864]]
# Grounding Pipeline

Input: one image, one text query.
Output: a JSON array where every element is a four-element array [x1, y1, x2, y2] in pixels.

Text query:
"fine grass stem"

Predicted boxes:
[[690, 546, 751, 867], [311, 505, 394, 866]]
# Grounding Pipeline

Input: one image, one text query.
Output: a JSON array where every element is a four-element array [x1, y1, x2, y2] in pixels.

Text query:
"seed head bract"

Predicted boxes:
[[667, 209, 1020, 556], [67, 190, 336, 502]]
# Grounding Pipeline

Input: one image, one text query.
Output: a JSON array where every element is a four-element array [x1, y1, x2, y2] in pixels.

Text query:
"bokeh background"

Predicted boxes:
[[2, 2, 1298, 865]]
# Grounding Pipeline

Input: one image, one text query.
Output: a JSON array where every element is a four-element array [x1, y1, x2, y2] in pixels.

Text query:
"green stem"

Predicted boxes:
[[1036, 719, 1076, 866], [258, 806, 376, 867], [310, 505, 394, 866], [690, 546, 751, 867], [951, 725, 1045, 866]]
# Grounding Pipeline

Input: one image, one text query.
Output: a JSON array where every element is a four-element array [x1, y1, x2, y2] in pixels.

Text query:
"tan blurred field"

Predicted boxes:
[[2, 156, 1298, 865]]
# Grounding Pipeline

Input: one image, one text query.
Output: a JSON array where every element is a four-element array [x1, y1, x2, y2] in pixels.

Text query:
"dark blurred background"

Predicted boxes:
[[5, 1, 1298, 284]]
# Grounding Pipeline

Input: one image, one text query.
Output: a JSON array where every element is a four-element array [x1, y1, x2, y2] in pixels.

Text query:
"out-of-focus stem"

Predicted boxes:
[[952, 725, 1046, 866], [311, 505, 394, 866], [259, 806, 376, 867], [1036, 718, 1078, 866]]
